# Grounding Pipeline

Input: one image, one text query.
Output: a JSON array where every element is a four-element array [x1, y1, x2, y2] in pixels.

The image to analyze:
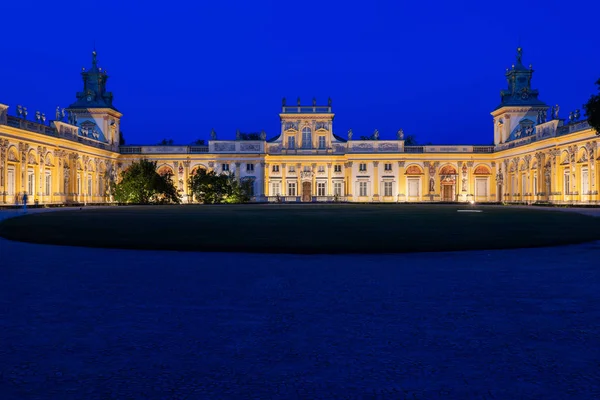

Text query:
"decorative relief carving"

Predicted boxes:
[[352, 143, 374, 151], [214, 143, 236, 152], [378, 143, 399, 152], [240, 143, 261, 152]]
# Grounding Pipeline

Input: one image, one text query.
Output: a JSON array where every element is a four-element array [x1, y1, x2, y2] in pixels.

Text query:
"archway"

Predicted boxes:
[[439, 165, 457, 201]]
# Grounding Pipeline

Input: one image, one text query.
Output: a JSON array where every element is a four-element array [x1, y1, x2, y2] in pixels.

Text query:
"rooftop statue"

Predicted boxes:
[[282, 97, 286, 107], [210, 128, 217, 140], [348, 128, 353, 140], [397, 128, 404, 140], [328, 97, 332, 107], [312, 98, 316, 107], [373, 129, 379, 140]]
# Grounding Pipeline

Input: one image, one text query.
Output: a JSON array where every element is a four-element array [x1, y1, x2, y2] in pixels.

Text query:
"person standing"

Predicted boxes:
[[22, 192, 28, 212]]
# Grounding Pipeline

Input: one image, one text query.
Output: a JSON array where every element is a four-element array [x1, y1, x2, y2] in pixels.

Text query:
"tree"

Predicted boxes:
[[188, 169, 252, 204], [191, 139, 206, 145], [404, 134, 418, 145], [158, 138, 174, 145], [359, 134, 375, 140], [583, 78, 600, 135], [240, 132, 261, 140], [112, 159, 181, 204], [119, 131, 126, 146]]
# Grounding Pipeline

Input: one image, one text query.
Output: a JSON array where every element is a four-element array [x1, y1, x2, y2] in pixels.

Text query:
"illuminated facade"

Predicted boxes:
[[0, 49, 598, 206]]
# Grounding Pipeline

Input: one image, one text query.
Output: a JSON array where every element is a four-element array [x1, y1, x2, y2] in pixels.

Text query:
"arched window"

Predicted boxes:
[[302, 127, 312, 149]]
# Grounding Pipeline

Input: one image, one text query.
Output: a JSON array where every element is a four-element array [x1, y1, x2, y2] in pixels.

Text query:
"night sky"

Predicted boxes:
[[1, 0, 598, 145]]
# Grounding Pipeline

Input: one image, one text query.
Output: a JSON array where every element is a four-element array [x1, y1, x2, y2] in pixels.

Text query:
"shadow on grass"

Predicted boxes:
[[0, 204, 598, 254]]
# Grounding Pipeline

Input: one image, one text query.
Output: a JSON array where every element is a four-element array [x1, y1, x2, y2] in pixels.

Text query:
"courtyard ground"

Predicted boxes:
[[1, 204, 599, 253], [1, 234, 599, 399]]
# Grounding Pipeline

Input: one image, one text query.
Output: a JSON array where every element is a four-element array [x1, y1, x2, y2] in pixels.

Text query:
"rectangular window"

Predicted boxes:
[[334, 182, 343, 196], [246, 163, 254, 172], [521, 175, 527, 197], [7, 167, 15, 196], [88, 175, 93, 197], [359, 163, 367, 172], [288, 136, 295, 149], [289, 166, 295, 173], [27, 169, 35, 196], [317, 182, 326, 196], [44, 172, 52, 196], [582, 168, 589, 194], [271, 182, 281, 196], [318, 136, 326, 149], [304, 166, 311, 172], [408, 178, 419, 197], [318, 166, 325, 173], [334, 165, 342, 173], [359, 182, 368, 197], [384, 163, 392, 171], [222, 163, 229, 171], [272, 165, 279, 172], [533, 175, 538, 195], [384, 181, 393, 196], [288, 182, 296, 196], [564, 170, 570, 195]]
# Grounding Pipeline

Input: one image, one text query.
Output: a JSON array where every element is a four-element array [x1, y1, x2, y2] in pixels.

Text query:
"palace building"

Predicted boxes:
[[0, 49, 598, 206]]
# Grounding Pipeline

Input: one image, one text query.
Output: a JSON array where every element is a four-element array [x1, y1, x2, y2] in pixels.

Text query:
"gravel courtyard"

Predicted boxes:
[[1, 234, 600, 399]]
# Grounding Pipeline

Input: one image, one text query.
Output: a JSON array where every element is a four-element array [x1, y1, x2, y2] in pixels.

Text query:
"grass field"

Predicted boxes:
[[1, 204, 598, 253]]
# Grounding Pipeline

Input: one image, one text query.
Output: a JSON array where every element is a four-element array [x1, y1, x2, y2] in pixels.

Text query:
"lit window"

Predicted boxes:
[[271, 182, 280, 195], [302, 127, 312, 148], [359, 182, 368, 196], [288, 182, 297, 196], [317, 182, 326, 196], [27, 169, 35, 195], [334, 182, 343, 196], [45, 172, 51, 196], [318, 136, 326, 149], [384, 181, 393, 196]]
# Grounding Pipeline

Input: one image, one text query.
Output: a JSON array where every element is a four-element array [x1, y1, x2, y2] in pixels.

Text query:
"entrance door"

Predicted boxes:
[[302, 181, 312, 202], [441, 185, 454, 201]]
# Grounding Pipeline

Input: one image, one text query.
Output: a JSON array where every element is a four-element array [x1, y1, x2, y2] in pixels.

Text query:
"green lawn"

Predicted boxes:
[[0, 204, 598, 253]]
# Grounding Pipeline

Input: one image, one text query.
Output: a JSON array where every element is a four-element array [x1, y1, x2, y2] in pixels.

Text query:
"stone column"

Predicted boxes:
[[0, 139, 7, 204], [327, 163, 332, 196], [296, 163, 301, 199], [345, 161, 353, 200], [490, 161, 497, 201], [281, 163, 287, 197], [397, 161, 405, 202], [263, 162, 269, 197], [311, 163, 317, 199], [372, 161, 379, 201]]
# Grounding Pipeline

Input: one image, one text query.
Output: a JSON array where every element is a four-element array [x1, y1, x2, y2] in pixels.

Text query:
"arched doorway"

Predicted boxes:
[[302, 181, 312, 202], [439, 165, 457, 201]]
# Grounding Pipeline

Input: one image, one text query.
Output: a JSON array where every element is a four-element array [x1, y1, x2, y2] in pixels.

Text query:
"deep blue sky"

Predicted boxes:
[[1, 0, 598, 145]]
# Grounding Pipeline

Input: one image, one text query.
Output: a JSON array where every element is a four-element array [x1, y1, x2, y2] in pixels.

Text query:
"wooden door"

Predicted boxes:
[[302, 182, 312, 202]]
